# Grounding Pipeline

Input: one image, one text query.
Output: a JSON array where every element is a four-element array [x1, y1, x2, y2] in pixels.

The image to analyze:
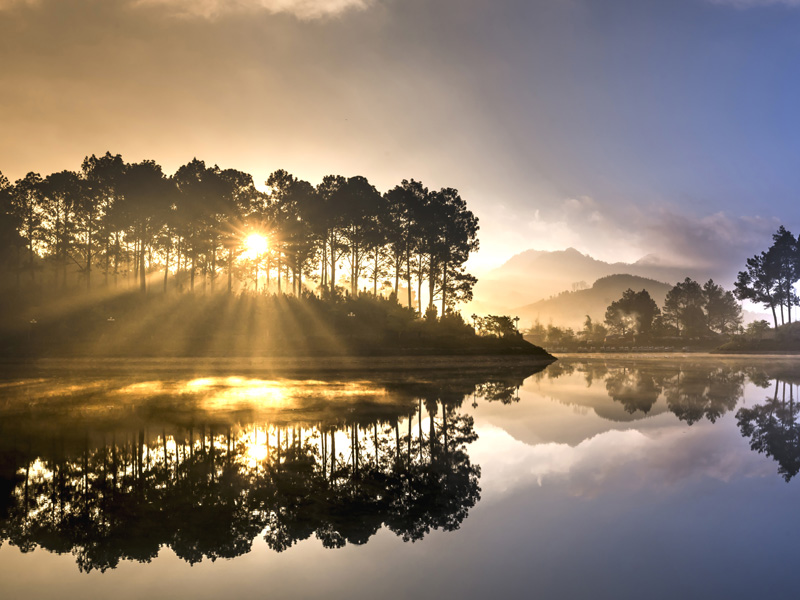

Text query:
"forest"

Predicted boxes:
[[527, 226, 800, 351], [0, 153, 544, 357], [526, 276, 744, 350], [0, 153, 478, 311]]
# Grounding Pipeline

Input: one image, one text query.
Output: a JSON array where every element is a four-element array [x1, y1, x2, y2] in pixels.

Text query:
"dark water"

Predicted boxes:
[[0, 355, 798, 599]]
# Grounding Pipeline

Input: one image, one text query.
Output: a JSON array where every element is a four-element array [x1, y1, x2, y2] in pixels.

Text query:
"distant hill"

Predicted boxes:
[[512, 273, 673, 330], [469, 247, 726, 316]]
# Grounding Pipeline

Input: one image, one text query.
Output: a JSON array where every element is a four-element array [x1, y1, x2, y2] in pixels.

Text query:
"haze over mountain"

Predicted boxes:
[[469, 247, 733, 319], [513, 274, 673, 331]]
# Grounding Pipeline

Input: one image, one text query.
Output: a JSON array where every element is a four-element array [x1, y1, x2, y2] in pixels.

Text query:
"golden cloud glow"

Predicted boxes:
[[133, 0, 373, 20]]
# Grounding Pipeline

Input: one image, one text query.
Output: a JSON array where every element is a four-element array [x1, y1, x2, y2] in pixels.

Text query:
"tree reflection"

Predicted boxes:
[[664, 367, 745, 425], [604, 367, 662, 414], [540, 360, 749, 422], [0, 366, 542, 572], [737, 379, 800, 482]]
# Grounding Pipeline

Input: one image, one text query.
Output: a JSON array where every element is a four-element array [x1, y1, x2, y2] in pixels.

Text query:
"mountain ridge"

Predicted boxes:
[[469, 247, 728, 317]]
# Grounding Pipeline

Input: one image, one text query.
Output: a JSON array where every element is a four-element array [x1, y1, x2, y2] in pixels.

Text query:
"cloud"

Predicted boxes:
[[642, 209, 779, 271], [137, 0, 374, 19], [0, 0, 374, 19], [473, 421, 773, 500], [0, 0, 39, 8], [508, 192, 780, 278], [708, 0, 800, 7]]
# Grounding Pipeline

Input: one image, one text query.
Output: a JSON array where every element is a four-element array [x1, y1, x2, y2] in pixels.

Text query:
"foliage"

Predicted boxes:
[[604, 288, 660, 337], [735, 226, 800, 328], [474, 315, 520, 338], [0, 153, 479, 317]]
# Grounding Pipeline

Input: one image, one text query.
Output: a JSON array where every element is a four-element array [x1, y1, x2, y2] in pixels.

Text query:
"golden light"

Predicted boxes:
[[242, 233, 268, 260]]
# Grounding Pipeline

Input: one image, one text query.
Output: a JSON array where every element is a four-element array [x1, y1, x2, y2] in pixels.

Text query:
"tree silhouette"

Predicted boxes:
[[604, 288, 660, 337], [738, 380, 800, 481], [734, 227, 800, 328], [702, 279, 742, 334], [663, 278, 706, 337]]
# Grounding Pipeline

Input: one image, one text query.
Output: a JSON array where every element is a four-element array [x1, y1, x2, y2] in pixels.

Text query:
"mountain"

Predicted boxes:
[[512, 274, 674, 330], [469, 247, 729, 317]]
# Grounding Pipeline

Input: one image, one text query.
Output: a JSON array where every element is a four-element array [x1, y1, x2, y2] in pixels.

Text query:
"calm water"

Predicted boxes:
[[1, 355, 798, 599]]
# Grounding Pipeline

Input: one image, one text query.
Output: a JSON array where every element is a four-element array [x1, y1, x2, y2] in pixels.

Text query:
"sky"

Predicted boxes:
[[1, 0, 799, 274]]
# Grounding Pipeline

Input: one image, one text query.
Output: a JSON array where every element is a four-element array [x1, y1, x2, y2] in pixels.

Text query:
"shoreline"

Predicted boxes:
[[0, 353, 557, 375]]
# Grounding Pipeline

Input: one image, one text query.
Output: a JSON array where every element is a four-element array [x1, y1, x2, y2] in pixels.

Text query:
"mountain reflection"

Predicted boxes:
[[0, 364, 540, 572], [537, 360, 751, 424], [537, 358, 800, 481]]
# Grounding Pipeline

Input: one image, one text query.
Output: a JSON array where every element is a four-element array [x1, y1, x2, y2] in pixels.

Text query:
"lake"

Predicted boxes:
[[0, 354, 798, 599]]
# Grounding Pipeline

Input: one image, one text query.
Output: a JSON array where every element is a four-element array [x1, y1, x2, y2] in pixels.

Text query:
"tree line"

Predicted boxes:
[[527, 277, 743, 348], [0, 153, 479, 315]]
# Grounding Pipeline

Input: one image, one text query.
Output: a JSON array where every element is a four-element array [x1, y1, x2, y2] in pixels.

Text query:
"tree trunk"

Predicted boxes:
[[321, 238, 328, 290], [441, 260, 447, 317], [163, 235, 170, 294], [139, 224, 146, 293], [277, 253, 282, 293], [211, 239, 217, 292], [373, 250, 379, 296], [394, 256, 400, 298], [417, 256, 423, 314], [428, 255, 436, 312], [406, 248, 411, 308], [86, 224, 92, 289], [227, 248, 233, 293]]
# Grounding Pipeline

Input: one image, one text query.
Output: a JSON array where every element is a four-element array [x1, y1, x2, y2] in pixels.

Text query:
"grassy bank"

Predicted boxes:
[[1, 290, 553, 360]]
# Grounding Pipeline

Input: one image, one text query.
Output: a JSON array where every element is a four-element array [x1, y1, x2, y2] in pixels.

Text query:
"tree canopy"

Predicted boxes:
[[735, 226, 800, 328], [0, 153, 480, 316]]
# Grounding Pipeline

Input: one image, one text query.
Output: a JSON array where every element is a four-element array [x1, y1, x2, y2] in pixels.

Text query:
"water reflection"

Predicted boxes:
[[737, 379, 800, 482], [0, 364, 540, 572], [533, 357, 800, 481]]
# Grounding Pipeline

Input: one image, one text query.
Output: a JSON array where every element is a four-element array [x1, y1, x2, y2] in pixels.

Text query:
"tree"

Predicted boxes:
[[767, 226, 799, 325], [316, 175, 350, 297], [663, 278, 706, 336], [82, 152, 125, 285], [429, 188, 479, 316], [604, 288, 660, 337], [384, 182, 415, 304], [702, 279, 742, 334], [734, 227, 800, 328], [10, 172, 45, 285], [269, 173, 320, 295], [735, 251, 780, 328], [40, 170, 84, 289], [581, 315, 608, 344], [173, 159, 232, 292], [0, 171, 26, 286], [117, 160, 174, 292], [475, 315, 519, 338], [340, 176, 382, 297], [745, 320, 771, 339]]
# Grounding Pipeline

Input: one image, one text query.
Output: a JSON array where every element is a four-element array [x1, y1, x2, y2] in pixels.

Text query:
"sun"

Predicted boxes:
[[242, 233, 268, 260]]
